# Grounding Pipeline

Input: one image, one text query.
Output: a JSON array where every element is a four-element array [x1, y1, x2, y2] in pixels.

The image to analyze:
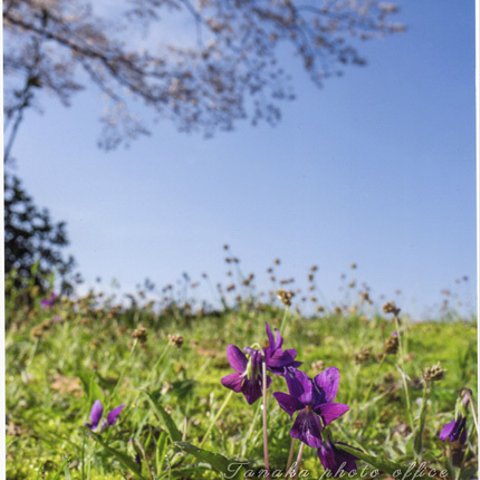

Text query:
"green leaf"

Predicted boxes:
[[155, 431, 169, 475], [78, 370, 103, 405], [170, 465, 211, 477], [52, 458, 71, 480], [336, 444, 434, 480], [335, 444, 399, 474], [145, 392, 182, 442], [63, 462, 72, 480], [174, 441, 245, 480], [90, 431, 144, 479]]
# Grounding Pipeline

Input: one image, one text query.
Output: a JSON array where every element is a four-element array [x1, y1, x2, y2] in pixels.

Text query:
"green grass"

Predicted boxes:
[[6, 293, 478, 479]]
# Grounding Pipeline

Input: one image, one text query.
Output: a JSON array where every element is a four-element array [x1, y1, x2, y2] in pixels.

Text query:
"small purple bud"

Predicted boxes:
[[87, 400, 103, 430], [106, 404, 125, 426]]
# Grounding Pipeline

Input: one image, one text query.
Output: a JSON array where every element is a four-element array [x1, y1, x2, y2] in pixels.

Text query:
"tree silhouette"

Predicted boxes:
[[4, 0, 404, 151], [4, 173, 77, 293]]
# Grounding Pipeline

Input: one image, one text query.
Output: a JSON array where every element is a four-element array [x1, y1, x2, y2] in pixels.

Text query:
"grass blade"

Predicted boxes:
[[90, 431, 144, 478], [174, 441, 244, 479], [145, 392, 182, 442]]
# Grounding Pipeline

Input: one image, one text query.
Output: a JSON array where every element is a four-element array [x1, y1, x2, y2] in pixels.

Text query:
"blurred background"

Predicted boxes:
[[4, 0, 476, 318]]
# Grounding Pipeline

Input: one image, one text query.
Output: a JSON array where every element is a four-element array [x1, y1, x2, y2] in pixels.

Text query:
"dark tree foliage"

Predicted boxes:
[[4, 173, 76, 293]]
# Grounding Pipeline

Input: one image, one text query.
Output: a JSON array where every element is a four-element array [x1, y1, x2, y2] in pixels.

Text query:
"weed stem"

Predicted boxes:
[[279, 306, 290, 335], [285, 438, 296, 474], [292, 442, 305, 479], [200, 390, 233, 448], [262, 360, 270, 477]]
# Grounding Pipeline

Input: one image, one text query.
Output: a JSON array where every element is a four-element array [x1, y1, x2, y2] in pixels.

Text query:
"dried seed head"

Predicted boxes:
[[354, 347, 371, 364], [277, 289, 294, 307], [359, 291, 372, 304], [168, 334, 184, 348], [311, 360, 325, 373], [392, 422, 410, 437], [31, 319, 52, 339], [31, 326, 44, 339], [383, 301, 401, 316], [132, 325, 148, 344], [161, 382, 173, 395], [423, 364, 446, 383], [384, 332, 399, 355]]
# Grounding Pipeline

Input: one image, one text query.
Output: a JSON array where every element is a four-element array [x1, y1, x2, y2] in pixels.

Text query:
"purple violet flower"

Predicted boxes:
[[274, 368, 349, 447], [221, 345, 270, 404], [86, 400, 125, 431], [221, 323, 301, 404], [317, 440, 358, 476], [264, 322, 302, 375], [439, 389, 471, 444], [439, 416, 467, 444], [40, 292, 57, 309]]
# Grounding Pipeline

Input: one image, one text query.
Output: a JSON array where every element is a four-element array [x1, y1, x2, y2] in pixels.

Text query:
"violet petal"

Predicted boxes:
[[226, 345, 248, 373], [290, 409, 323, 448], [314, 402, 349, 426], [89, 400, 103, 429], [107, 404, 125, 426], [318, 441, 357, 476], [221, 372, 244, 393], [285, 368, 313, 405], [273, 392, 304, 416], [314, 367, 340, 403]]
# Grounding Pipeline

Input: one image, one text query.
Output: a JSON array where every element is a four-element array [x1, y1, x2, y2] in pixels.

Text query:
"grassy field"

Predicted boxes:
[[5, 280, 478, 479]]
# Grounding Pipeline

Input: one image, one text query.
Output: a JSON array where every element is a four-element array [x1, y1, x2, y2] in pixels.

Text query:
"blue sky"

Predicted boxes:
[[11, 1, 476, 317]]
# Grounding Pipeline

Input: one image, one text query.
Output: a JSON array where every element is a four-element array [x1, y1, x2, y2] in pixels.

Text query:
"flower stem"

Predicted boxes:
[[285, 438, 296, 477], [26, 338, 40, 370], [111, 339, 137, 398], [81, 428, 86, 480], [279, 306, 290, 335], [394, 315, 414, 430], [361, 355, 385, 404], [397, 365, 414, 430], [199, 390, 233, 447], [241, 401, 262, 457], [394, 315, 405, 359], [262, 360, 270, 477], [414, 380, 430, 456], [292, 442, 305, 479], [469, 400, 479, 434]]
